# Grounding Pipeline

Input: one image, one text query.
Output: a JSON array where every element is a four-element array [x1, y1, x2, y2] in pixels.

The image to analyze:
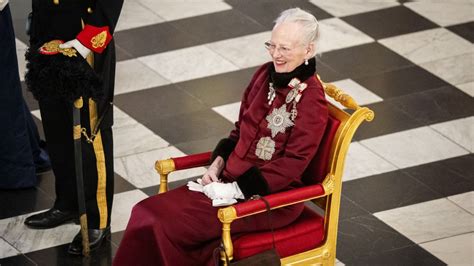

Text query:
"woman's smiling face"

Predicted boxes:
[[268, 22, 312, 73]]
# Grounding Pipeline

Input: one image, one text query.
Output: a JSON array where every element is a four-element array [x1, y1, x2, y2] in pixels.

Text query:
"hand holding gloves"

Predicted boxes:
[[202, 182, 244, 200], [59, 39, 91, 59], [186, 179, 244, 207], [201, 156, 224, 185]]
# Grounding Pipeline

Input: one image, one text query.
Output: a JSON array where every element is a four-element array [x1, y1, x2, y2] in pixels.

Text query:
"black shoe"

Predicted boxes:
[[24, 208, 78, 229], [68, 227, 111, 255]]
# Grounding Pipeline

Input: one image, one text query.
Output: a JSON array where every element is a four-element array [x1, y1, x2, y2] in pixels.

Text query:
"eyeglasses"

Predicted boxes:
[[264, 41, 294, 56]]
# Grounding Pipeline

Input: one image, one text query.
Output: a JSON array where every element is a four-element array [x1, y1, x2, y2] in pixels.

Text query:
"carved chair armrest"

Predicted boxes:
[[155, 152, 211, 193]]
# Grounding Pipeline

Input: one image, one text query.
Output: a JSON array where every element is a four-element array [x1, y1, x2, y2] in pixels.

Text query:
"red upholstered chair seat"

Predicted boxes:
[[233, 206, 325, 260]]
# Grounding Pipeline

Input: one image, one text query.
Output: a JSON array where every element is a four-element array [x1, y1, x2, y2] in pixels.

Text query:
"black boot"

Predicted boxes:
[[68, 227, 111, 255], [24, 208, 78, 229]]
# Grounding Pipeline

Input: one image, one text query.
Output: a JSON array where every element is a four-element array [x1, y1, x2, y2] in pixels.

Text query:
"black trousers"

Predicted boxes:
[[39, 98, 113, 229]]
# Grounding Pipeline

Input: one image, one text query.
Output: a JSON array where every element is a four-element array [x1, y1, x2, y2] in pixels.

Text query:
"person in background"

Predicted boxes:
[[0, 0, 51, 190], [113, 8, 328, 266]]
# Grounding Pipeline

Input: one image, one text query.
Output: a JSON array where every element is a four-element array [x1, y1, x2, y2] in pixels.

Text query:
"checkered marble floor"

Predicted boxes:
[[2, 0, 473, 265]]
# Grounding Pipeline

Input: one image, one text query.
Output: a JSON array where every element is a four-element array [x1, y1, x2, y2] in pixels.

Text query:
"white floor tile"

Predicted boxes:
[[405, 2, 474, 26], [326, 79, 383, 109], [374, 198, 474, 243], [430, 117, 474, 153], [343, 142, 397, 181], [420, 233, 474, 265], [379, 28, 473, 65], [138, 45, 239, 83], [115, 0, 164, 32], [421, 52, 474, 87], [360, 126, 469, 168], [0, 238, 20, 259], [318, 18, 374, 53], [114, 146, 206, 188], [456, 82, 474, 97], [15, 38, 27, 82], [114, 59, 170, 95], [207, 32, 271, 69], [0, 211, 79, 255], [113, 106, 136, 128], [212, 102, 241, 123], [309, 0, 399, 17], [448, 191, 474, 215], [110, 189, 149, 233], [113, 111, 170, 158], [138, 0, 232, 21], [31, 110, 41, 120]]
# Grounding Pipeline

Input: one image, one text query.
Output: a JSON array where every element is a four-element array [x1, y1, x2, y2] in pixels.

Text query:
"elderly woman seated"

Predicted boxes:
[[113, 7, 328, 266]]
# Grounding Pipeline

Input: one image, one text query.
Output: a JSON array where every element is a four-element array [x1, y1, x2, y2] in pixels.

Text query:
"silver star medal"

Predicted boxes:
[[255, 136, 275, 161], [266, 104, 294, 138]]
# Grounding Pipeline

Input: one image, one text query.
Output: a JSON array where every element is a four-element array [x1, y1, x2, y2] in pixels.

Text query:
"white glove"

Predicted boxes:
[[212, 198, 237, 207], [203, 182, 244, 200], [202, 156, 224, 185], [59, 39, 91, 59], [187, 178, 204, 192]]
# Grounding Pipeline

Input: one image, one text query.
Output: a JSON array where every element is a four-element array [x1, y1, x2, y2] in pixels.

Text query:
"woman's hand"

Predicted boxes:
[[201, 156, 224, 185]]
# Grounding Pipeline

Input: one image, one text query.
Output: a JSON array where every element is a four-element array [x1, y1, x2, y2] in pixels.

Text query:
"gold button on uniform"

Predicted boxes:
[[87, 7, 93, 14]]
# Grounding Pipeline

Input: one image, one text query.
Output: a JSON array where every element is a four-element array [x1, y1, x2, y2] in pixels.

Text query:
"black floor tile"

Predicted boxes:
[[403, 156, 474, 197], [336, 214, 414, 262], [110, 231, 125, 248], [447, 21, 474, 43], [342, 170, 441, 213], [144, 109, 234, 145], [354, 65, 450, 99], [21, 82, 39, 111], [353, 100, 424, 140], [339, 194, 370, 220], [141, 177, 196, 197], [24, 242, 116, 266], [320, 42, 414, 79], [172, 10, 266, 44], [177, 67, 258, 107], [114, 44, 133, 62], [0, 186, 54, 219], [440, 154, 474, 181], [316, 60, 345, 83], [393, 85, 474, 125], [226, 0, 332, 29], [9, 1, 30, 45], [344, 245, 446, 266], [0, 254, 36, 266], [342, 6, 437, 40], [114, 84, 208, 126], [35, 171, 55, 198], [114, 23, 199, 58], [175, 135, 223, 155], [113, 173, 136, 194]]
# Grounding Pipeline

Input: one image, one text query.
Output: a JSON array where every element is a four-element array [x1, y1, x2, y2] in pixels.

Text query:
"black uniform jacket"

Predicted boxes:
[[29, 0, 123, 128]]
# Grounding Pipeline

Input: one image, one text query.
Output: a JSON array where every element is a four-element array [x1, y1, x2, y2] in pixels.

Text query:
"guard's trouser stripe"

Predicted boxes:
[[89, 98, 108, 229]]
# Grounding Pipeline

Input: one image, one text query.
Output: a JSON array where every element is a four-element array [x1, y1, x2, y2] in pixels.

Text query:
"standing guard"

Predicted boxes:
[[23, 0, 123, 255]]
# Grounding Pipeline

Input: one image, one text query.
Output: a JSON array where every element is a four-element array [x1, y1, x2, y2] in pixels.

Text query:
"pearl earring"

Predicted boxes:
[[304, 59, 308, 65]]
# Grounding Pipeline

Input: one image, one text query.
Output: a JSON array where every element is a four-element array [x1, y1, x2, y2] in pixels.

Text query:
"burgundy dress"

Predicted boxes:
[[113, 59, 328, 266]]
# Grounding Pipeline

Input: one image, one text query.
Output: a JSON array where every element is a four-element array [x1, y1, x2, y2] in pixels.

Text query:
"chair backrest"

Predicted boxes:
[[302, 77, 374, 189], [301, 114, 341, 185]]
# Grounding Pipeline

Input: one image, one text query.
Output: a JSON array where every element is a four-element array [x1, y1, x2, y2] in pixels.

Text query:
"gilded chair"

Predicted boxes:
[[155, 78, 374, 265]]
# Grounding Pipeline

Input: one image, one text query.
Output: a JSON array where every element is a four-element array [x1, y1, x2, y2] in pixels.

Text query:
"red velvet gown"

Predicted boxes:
[[113, 61, 328, 266]]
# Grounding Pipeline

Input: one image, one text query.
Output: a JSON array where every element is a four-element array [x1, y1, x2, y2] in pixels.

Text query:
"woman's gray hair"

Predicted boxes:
[[274, 8, 320, 50]]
